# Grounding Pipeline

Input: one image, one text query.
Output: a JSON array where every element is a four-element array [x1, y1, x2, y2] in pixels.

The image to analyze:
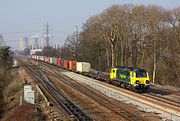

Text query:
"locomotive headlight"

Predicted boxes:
[[136, 80, 139, 84]]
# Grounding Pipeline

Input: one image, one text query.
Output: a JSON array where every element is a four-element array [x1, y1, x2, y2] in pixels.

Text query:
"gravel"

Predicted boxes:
[[62, 71, 180, 121]]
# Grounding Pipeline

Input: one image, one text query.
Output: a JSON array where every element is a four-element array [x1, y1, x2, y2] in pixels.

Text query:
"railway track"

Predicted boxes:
[[19, 57, 153, 120], [19, 57, 180, 120], [142, 93, 180, 108], [38, 61, 180, 120], [39, 59, 180, 109], [18, 58, 93, 121], [63, 71, 180, 120], [43, 69, 146, 121]]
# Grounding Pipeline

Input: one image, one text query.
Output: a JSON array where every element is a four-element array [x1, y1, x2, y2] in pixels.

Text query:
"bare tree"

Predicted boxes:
[[63, 4, 180, 87]]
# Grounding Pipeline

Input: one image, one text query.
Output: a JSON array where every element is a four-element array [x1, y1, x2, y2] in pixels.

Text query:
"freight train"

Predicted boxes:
[[31, 55, 150, 91]]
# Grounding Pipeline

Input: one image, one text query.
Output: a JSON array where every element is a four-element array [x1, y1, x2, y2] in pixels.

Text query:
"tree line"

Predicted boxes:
[[0, 46, 12, 117], [61, 4, 180, 87]]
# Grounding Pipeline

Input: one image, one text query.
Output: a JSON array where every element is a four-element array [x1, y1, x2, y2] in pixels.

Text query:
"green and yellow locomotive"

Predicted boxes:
[[110, 66, 150, 90]]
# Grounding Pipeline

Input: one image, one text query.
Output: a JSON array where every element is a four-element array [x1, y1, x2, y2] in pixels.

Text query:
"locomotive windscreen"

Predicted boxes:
[[136, 69, 147, 78]]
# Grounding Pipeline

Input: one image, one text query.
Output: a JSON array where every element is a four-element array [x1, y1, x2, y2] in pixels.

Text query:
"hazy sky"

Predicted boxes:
[[0, 0, 180, 49]]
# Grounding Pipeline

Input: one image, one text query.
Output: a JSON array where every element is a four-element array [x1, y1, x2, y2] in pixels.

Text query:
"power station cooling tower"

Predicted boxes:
[[19, 37, 28, 51]]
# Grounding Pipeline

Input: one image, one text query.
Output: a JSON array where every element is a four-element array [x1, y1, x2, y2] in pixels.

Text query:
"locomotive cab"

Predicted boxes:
[[110, 68, 118, 79], [131, 69, 150, 90], [110, 67, 150, 90]]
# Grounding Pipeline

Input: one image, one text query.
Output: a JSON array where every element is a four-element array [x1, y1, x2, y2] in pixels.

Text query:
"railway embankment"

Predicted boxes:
[[0, 67, 38, 121]]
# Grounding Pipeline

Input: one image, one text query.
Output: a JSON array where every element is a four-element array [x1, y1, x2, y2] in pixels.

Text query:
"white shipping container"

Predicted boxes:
[[76, 62, 91, 72]]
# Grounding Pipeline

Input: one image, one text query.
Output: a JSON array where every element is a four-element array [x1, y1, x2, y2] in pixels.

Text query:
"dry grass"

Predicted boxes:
[[5, 73, 23, 97], [0, 68, 38, 121], [3, 103, 36, 121]]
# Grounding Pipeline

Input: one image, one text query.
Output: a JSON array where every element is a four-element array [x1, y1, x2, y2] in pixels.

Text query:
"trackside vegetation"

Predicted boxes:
[[0, 46, 12, 117]]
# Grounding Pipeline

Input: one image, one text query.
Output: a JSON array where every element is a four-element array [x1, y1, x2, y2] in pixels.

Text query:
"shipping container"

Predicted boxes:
[[31, 55, 34, 59], [40, 56, 45, 61], [50, 57, 55, 64], [39, 56, 41, 61], [64, 60, 70, 69], [57, 58, 61, 67], [45, 57, 47, 62], [76, 62, 91, 72], [60, 59, 64, 68], [69, 61, 77, 71], [36, 56, 40, 60], [54, 58, 59, 66], [36, 56, 38, 60], [43, 56, 45, 61], [38, 56, 41, 61], [45, 57, 50, 63]]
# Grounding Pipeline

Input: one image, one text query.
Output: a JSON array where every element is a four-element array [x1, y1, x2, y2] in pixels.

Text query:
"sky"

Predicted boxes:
[[0, 0, 180, 50]]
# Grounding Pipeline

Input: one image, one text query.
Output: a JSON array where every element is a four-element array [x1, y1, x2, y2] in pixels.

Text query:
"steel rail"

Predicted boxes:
[[17, 58, 93, 121]]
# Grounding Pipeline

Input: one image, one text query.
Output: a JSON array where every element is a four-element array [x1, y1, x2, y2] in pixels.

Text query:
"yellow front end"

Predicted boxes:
[[130, 72, 150, 89], [110, 68, 118, 79]]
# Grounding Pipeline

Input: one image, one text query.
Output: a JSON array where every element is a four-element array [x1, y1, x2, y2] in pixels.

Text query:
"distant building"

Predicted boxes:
[[0, 34, 6, 46], [0, 34, 4, 46], [41, 36, 50, 49], [30, 37, 39, 50], [19, 37, 28, 51], [41, 37, 45, 49]]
